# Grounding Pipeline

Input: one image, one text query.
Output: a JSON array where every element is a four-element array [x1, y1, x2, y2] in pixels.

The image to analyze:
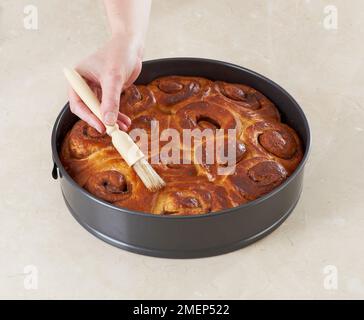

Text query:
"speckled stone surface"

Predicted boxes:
[[0, 0, 363, 299]]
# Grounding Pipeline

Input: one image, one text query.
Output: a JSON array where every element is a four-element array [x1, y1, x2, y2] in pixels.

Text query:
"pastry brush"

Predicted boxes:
[[63, 68, 166, 192]]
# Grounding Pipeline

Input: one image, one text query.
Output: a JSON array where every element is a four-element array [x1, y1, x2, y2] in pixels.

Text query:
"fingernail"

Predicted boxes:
[[97, 125, 105, 134], [125, 116, 132, 127], [90, 119, 103, 133], [117, 121, 128, 132], [104, 112, 117, 125]]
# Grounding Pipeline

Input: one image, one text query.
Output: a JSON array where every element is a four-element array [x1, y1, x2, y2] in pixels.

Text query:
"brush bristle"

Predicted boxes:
[[133, 158, 166, 192]]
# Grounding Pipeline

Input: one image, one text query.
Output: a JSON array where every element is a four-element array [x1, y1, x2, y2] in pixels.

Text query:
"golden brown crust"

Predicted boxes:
[[60, 76, 303, 215]]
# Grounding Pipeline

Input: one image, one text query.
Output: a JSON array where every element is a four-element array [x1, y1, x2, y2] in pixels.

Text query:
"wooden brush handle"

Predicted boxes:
[[63, 68, 145, 167]]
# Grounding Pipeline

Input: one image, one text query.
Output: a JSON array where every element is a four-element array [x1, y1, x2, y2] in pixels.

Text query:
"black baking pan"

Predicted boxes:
[[51, 57, 311, 259]]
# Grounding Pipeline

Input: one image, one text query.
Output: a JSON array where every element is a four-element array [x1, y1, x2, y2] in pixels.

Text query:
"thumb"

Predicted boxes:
[[100, 73, 124, 126]]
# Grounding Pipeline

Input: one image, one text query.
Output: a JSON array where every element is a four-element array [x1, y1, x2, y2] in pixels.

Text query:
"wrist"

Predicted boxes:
[[111, 26, 144, 42], [110, 31, 144, 57]]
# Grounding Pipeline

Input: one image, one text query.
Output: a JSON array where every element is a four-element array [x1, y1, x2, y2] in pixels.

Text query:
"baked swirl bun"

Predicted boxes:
[[210, 81, 280, 121], [119, 84, 156, 119], [228, 157, 288, 201], [61, 76, 303, 215], [149, 76, 212, 114], [151, 178, 237, 215], [243, 121, 303, 174], [61, 120, 111, 160]]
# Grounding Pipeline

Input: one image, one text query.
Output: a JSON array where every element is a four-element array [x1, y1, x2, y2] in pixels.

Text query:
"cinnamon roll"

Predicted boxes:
[[193, 135, 247, 181], [244, 121, 303, 174], [61, 120, 111, 160], [149, 76, 211, 114], [175, 101, 241, 135], [209, 81, 280, 121], [151, 179, 234, 215], [152, 161, 197, 183], [119, 84, 156, 119], [228, 157, 288, 201], [85, 170, 130, 203]]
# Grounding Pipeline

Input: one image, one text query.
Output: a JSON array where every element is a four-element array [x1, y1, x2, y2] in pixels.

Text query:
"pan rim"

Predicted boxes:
[[52, 57, 311, 220]]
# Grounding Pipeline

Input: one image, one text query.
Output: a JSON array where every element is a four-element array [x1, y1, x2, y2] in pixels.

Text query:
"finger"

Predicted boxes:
[[123, 62, 142, 89], [68, 88, 105, 133], [101, 73, 124, 126], [75, 64, 99, 85], [117, 120, 129, 132], [117, 112, 132, 127]]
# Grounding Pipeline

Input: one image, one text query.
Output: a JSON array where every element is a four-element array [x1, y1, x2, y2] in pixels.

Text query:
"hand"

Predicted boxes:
[[68, 34, 143, 133]]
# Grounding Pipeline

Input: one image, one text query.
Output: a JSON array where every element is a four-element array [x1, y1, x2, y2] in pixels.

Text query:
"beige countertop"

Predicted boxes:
[[1, 0, 363, 299]]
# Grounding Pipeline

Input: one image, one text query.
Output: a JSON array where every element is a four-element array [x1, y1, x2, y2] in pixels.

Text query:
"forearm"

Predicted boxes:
[[103, 0, 151, 49]]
